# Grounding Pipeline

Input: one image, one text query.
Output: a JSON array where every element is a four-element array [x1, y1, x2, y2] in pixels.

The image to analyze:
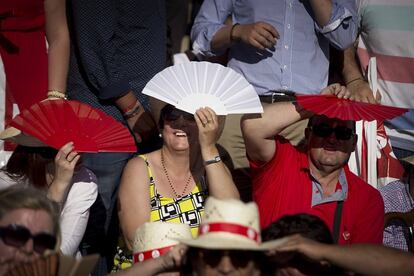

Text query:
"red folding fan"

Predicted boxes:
[[9, 100, 137, 152], [296, 95, 408, 121]]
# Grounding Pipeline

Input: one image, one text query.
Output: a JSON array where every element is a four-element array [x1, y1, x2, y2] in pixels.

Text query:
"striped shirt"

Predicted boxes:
[[356, 0, 414, 152]]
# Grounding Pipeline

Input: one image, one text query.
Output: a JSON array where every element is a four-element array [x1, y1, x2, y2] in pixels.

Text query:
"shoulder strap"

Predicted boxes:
[[333, 200, 344, 244], [138, 154, 153, 178]]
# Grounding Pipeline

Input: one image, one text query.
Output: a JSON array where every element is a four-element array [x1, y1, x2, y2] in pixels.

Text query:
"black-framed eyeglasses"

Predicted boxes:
[[310, 124, 355, 141], [0, 224, 56, 254]]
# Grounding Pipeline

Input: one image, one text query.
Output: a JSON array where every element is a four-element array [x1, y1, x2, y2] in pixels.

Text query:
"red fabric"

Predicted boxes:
[[133, 245, 173, 263], [199, 222, 260, 243], [9, 100, 137, 153], [361, 123, 368, 182], [376, 122, 405, 182], [250, 137, 384, 245], [0, 0, 47, 111], [296, 95, 408, 122]]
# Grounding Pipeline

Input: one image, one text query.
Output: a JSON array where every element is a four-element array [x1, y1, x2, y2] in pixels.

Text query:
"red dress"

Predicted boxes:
[[0, 0, 47, 149]]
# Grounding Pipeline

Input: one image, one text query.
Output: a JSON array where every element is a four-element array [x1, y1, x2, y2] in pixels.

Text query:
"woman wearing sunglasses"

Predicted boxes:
[[117, 105, 239, 266], [0, 140, 98, 257], [0, 185, 59, 275]]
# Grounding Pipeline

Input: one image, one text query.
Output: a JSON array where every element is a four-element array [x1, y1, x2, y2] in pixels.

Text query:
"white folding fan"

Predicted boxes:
[[142, 61, 263, 115]]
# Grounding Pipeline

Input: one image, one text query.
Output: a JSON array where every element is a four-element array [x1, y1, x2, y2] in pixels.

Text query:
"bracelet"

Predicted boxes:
[[204, 155, 221, 166], [123, 103, 141, 120], [345, 77, 364, 86], [47, 90, 67, 100], [230, 23, 240, 42]]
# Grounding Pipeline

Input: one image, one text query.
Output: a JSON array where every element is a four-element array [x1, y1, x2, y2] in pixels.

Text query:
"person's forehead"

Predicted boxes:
[[312, 116, 354, 128], [0, 209, 53, 234]]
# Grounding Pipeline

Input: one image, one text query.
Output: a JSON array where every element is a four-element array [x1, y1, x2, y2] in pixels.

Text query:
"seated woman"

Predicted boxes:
[[0, 140, 97, 256], [118, 105, 239, 249], [0, 185, 60, 276]]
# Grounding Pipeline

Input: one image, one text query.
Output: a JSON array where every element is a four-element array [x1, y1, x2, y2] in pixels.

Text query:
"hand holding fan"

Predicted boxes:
[[296, 94, 408, 121], [142, 61, 263, 115], [8, 100, 136, 152]]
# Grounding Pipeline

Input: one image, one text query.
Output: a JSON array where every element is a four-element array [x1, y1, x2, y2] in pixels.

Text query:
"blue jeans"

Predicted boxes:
[[80, 152, 132, 275]]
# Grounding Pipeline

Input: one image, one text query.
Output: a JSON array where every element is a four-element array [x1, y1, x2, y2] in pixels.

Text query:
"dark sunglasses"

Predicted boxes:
[[0, 224, 56, 254], [310, 124, 354, 141], [198, 249, 259, 268], [164, 108, 195, 122]]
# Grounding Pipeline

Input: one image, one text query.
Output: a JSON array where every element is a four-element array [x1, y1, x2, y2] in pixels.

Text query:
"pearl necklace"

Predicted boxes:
[[160, 150, 192, 198]]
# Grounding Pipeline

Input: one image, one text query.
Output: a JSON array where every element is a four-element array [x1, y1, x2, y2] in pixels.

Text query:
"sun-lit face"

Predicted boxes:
[[0, 209, 54, 276], [190, 249, 262, 276], [306, 116, 357, 174], [162, 116, 199, 152]]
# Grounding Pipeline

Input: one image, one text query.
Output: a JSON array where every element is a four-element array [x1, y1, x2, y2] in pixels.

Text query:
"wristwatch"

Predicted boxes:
[[204, 155, 221, 166]]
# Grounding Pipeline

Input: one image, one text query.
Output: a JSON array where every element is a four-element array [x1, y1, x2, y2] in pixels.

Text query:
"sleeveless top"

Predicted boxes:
[[140, 154, 208, 237], [112, 155, 208, 271]]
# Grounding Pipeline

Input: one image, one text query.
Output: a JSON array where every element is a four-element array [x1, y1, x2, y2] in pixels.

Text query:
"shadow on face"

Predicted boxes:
[[0, 209, 55, 275], [304, 116, 357, 172], [184, 248, 263, 276]]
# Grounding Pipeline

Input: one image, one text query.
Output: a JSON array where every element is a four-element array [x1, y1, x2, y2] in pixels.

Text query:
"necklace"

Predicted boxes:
[[160, 150, 193, 198]]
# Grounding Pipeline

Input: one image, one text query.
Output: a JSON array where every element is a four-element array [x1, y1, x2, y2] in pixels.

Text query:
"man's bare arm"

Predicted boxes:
[[241, 102, 311, 163]]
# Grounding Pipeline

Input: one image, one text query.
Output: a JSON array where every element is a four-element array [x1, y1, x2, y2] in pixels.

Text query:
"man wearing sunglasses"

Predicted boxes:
[[0, 186, 59, 276], [241, 86, 384, 245]]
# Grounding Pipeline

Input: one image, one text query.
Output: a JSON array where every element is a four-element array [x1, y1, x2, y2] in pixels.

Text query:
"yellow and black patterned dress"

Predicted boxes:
[[112, 154, 208, 270], [145, 154, 207, 237]]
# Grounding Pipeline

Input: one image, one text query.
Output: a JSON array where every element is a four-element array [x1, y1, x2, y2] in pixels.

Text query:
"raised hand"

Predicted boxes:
[[48, 142, 80, 204], [320, 83, 351, 99], [160, 244, 188, 272], [194, 107, 220, 150], [267, 234, 329, 263], [347, 79, 379, 104]]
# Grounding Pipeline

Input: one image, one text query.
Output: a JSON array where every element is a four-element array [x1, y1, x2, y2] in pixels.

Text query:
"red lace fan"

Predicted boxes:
[[9, 100, 137, 152], [296, 95, 408, 121]]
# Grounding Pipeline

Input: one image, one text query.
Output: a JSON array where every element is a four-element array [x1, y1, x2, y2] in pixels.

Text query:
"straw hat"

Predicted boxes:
[[132, 221, 192, 263], [177, 197, 280, 251], [0, 127, 45, 147]]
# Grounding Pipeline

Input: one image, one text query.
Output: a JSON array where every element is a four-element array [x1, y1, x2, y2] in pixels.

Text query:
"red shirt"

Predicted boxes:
[[250, 137, 384, 244]]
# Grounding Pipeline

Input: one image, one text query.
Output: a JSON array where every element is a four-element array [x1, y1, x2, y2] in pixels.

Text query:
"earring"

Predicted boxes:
[[159, 133, 162, 138]]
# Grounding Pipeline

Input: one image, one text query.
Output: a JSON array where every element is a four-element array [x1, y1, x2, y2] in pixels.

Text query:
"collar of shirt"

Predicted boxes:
[[310, 169, 348, 207], [296, 149, 348, 206]]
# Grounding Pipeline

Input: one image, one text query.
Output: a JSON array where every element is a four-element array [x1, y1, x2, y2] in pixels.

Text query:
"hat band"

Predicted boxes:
[[199, 222, 261, 243], [133, 245, 173, 263]]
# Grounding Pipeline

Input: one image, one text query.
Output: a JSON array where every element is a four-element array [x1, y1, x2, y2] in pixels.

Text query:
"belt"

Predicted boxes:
[[259, 91, 296, 103]]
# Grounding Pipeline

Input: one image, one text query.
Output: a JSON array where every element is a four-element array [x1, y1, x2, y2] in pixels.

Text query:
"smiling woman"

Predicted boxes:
[[116, 104, 239, 270]]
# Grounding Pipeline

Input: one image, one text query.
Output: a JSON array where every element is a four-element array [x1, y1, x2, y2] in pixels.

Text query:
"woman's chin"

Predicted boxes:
[[169, 143, 190, 152]]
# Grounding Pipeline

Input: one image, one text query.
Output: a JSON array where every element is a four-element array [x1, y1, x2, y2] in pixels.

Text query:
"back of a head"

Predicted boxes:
[[3, 145, 57, 189], [262, 214, 343, 276], [262, 213, 333, 244], [0, 185, 60, 235]]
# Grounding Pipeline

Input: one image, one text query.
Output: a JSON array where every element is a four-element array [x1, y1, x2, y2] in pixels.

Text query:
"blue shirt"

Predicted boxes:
[[191, 0, 358, 95]]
